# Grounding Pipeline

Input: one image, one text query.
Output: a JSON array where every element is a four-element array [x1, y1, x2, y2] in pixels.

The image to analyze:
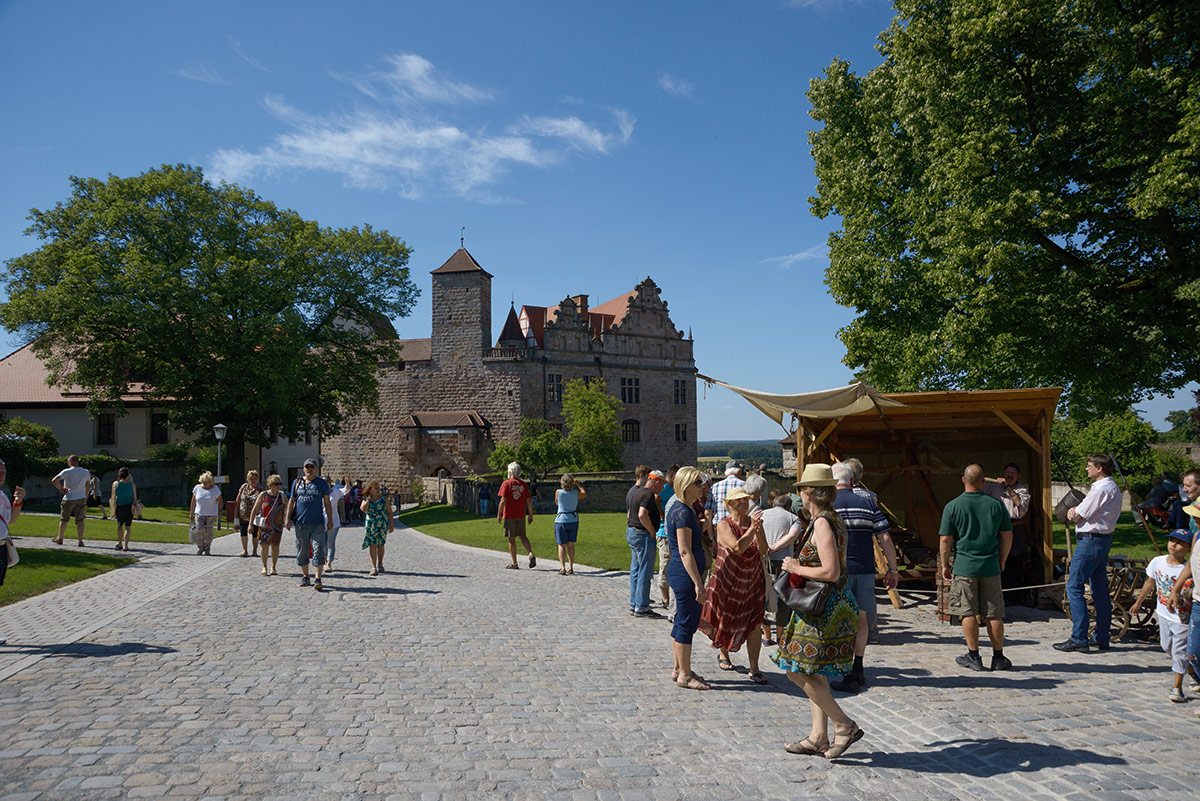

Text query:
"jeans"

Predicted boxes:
[[1187, 606, 1200, 677], [295, 521, 328, 568], [627, 527, 654, 612], [326, 525, 340, 563], [1068, 534, 1112, 645]]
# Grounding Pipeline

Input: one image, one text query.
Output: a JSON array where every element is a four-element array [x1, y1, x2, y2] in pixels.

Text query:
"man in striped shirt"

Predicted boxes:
[[831, 460, 898, 693], [705, 461, 745, 525]]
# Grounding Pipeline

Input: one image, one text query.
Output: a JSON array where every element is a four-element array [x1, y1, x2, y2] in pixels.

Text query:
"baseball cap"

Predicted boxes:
[[303, 458, 317, 468], [1168, 528, 1193, 544]]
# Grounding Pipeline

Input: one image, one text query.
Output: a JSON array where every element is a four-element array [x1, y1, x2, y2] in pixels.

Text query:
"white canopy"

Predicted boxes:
[[697, 376, 906, 426]]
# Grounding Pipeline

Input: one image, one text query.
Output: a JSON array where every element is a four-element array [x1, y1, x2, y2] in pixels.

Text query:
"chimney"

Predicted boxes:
[[572, 294, 589, 315]]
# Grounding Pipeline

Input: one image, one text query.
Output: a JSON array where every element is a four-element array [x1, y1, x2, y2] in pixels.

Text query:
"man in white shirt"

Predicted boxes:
[[51, 454, 91, 546], [1055, 454, 1123, 653], [984, 463, 1033, 605], [324, 476, 349, 572]]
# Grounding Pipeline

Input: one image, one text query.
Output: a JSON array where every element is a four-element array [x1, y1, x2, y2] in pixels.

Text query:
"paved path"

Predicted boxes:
[[0, 521, 1196, 800]]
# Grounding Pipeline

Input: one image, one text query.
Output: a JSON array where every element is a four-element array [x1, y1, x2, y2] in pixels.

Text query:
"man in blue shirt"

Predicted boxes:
[[285, 458, 333, 591], [831, 461, 898, 692]]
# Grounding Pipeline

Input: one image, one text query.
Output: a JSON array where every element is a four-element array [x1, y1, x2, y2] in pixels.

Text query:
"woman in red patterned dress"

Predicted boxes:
[[699, 486, 770, 684]]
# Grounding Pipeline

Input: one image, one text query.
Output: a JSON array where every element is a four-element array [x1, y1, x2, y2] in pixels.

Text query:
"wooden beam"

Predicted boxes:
[[993, 407, 1042, 454], [1038, 410, 1054, 584], [807, 417, 843, 457]]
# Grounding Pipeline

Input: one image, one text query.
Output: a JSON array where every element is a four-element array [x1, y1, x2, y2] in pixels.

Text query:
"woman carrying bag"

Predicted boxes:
[[771, 463, 863, 759]]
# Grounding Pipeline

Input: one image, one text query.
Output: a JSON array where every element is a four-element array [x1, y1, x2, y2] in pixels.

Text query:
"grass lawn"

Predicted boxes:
[[1, 548, 136, 607], [10, 514, 196, 544], [24, 503, 194, 525], [1051, 510, 1166, 562], [397, 504, 634, 572]]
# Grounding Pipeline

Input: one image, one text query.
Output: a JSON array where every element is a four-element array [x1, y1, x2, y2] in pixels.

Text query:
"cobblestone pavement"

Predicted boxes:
[[0, 520, 1196, 800]]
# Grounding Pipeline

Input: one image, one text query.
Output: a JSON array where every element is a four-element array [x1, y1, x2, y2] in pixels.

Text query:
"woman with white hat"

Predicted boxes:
[[771, 463, 863, 758]]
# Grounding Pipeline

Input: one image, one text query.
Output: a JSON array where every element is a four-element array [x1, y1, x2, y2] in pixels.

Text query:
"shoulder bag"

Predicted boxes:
[[773, 519, 834, 616]]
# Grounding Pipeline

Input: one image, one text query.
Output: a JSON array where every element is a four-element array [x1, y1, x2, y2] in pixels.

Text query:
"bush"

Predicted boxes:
[[410, 479, 426, 507], [144, 441, 192, 462], [0, 417, 60, 485]]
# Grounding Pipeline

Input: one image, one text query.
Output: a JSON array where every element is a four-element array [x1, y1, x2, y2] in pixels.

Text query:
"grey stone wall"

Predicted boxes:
[[422, 473, 638, 514]]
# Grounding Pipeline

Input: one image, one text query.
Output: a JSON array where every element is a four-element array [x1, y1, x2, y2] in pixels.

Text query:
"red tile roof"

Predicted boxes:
[[0, 342, 148, 405], [430, 247, 493, 277]]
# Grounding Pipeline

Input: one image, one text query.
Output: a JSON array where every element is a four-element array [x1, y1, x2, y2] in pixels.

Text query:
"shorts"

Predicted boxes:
[[1160, 616, 1190, 675], [115, 503, 134, 526], [60, 497, 87, 523], [948, 574, 1005, 619], [554, 521, 578, 544], [503, 517, 527, 539], [846, 573, 877, 618]]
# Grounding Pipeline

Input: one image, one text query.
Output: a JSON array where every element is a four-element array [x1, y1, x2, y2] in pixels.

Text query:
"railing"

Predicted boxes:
[[483, 347, 538, 360]]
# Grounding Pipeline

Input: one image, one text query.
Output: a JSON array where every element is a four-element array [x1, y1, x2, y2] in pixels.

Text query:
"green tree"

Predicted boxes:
[[809, 0, 1200, 415], [1050, 409, 1157, 492], [1, 164, 418, 491], [561, 378, 624, 472], [485, 418, 566, 480], [1160, 401, 1200, 443], [0, 417, 60, 486]]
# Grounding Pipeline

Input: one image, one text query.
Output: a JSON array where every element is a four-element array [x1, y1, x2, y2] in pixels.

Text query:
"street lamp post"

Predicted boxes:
[[213, 423, 227, 531]]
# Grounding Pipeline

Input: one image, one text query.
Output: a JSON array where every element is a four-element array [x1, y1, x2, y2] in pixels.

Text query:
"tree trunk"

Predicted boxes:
[[224, 434, 247, 503]]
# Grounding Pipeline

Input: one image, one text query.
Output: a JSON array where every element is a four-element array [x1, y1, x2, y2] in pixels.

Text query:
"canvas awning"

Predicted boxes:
[[696, 376, 906, 426]]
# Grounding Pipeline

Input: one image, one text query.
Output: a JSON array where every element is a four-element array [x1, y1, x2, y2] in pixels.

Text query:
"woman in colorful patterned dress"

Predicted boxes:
[[248, 474, 287, 575], [234, 470, 264, 558], [361, 480, 394, 576], [699, 486, 770, 684], [771, 463, 863, 759]]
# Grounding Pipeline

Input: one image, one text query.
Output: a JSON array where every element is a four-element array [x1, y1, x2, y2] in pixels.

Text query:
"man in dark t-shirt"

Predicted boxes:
[[627, 465, 662, 618], [940, 463, 1013, 672]]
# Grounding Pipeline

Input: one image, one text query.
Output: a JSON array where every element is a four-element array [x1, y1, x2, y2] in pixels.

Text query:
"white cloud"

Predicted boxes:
[[657, 72, 695, 98], [208, 54, 634, 199], [762, 245, 829, 270], [228, 36, 273, 74], [172, 62, 232, 86]]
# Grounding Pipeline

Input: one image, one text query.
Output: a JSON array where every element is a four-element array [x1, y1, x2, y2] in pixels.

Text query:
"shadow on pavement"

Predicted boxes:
[[832, 737, 1126, 775], [385, 571, 467, 579], [334, 586, 438, 597], [3, 641, 178, 658]]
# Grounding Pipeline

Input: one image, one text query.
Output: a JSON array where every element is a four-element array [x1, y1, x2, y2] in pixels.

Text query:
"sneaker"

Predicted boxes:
[[1187, 677, 1200, 694], [955, 652, 986, 671], [300, 576, 311, 587], [1170, 687, 1186, 703], [990, 654, 1013, 671], [0, 638, 6, 646], [528, 554, 536, 569], [632, 609, 663, 619], [314, 579, 323, 592], [1052, 639, 1090, 653]]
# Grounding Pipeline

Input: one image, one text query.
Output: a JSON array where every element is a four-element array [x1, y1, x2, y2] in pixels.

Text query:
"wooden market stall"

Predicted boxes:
[[699, 379, 1063, 585]]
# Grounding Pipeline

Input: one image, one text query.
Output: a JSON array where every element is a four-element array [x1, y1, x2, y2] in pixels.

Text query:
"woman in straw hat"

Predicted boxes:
[[699, 486, 770, 683], [771, 463, 863, 758], [666, 466, 712, 690]]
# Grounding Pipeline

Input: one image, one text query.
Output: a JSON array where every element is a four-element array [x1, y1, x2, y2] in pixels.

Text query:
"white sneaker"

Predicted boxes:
[[1170, 687, 1186, 703]]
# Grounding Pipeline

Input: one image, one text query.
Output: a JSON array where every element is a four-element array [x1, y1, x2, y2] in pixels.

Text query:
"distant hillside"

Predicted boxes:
[[697, 439, 783, 469]]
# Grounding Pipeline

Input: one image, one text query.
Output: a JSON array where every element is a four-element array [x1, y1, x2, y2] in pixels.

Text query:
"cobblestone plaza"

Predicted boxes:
[[1, 523, 1196, 800]]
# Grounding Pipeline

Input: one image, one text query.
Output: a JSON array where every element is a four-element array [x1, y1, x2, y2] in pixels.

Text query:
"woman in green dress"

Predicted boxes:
[[770, 463, 863, 759], [361, 480, 394, 576]]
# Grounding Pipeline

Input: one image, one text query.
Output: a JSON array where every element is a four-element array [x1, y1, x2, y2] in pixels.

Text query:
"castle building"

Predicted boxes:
[[321, 248, 698, 489]]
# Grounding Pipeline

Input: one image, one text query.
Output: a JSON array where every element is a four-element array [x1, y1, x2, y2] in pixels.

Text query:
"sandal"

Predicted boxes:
[[369, 568, 378, 576], [505, 563, 519, 570], [749, 671, 768, 685], [824, 724, 864, 759], [566, 568, 574, 575], [718, 656, 735, 671], [785, 736, 829, 755], [676, 674, 710, 690]]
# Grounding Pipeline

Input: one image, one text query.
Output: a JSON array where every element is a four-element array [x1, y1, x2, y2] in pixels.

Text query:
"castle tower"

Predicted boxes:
[[430, 247, 493, 365]]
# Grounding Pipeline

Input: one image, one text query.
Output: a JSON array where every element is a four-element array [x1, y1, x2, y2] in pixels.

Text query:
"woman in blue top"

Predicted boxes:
[[110, 467, 137, 551], [554, 474, 588, 575], [666, 466, 709, 690]]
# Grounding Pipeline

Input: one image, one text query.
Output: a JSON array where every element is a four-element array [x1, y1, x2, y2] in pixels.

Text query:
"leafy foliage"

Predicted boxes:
[[809, 0, 1200, 415], [696, 440, 783, 469], [485, 419, 565, 480], [561, 378, 624, 472], [1160, 399, 1200, 443], [0, 417, 61, 486], [0, 164, 419, 489], [1047, 409, 1199, 494]]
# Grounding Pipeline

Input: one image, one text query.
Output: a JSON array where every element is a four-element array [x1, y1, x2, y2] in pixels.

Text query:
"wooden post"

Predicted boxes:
[[1039, 410, 1054, 584]]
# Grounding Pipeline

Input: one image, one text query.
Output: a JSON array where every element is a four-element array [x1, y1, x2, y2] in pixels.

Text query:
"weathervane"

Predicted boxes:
[[460, 226, 465, 248]]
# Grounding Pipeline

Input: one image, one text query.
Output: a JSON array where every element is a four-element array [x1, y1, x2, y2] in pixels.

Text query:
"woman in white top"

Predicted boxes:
[[189, 471, 223, 555]]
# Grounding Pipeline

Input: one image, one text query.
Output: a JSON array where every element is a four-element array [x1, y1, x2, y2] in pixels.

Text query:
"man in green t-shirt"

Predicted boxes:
[[939, 463, 1013, 672]]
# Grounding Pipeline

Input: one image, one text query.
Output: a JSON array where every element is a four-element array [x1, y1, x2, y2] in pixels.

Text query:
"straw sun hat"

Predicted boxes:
[[794, 463, 837, 488]]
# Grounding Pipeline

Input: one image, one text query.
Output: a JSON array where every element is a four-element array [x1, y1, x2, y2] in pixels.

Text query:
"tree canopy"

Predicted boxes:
[[561, 378, 625, 472], [486, 418, 566, 479], [1, 164, 418, 487], [809, 0, 1200, 415]]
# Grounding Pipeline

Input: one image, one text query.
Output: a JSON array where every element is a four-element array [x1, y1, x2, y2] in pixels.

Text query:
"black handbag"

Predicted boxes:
[[772, 521, 834, 615]]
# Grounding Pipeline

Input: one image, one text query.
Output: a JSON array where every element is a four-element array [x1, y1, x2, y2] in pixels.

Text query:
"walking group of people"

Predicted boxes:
[[45, 455, 141, 550], [220, 460, 396, 589]]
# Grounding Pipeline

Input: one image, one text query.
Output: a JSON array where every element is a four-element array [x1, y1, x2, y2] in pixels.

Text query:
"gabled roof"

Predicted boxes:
[[521, 288, 639, 347], [431, 247, 493, 277], [0, 342, 148, 406], [398, 410, 488, 428], [589, 289, 637, 319]]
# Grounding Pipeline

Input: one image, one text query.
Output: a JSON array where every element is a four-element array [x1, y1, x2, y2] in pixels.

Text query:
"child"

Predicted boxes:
[[1131, 529, 1194, 702]]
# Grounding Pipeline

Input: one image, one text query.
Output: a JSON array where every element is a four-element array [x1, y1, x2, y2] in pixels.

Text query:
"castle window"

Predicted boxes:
[[622, 419, 641, 443], [620, 377, 640, 404], [547, 373, 563, 402], [96, 413, 116, 446], [675, 423, 688, 442], [674, 380, 687, 405], [150, 412, 169, 445]]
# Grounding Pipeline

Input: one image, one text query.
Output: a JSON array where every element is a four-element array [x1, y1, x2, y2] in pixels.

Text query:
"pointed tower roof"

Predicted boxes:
[[431, 247, 493, 277], [495, 304, 525, 346]]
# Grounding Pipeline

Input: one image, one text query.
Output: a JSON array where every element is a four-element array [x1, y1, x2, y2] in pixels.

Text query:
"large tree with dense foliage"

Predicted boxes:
[[809, 0, 1199, 415], [1, 164, 418, 489], [561, 379, 625, 472]]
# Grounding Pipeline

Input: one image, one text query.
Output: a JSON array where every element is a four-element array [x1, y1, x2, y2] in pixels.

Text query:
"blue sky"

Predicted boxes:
[[0, 0, 1192, 440]]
